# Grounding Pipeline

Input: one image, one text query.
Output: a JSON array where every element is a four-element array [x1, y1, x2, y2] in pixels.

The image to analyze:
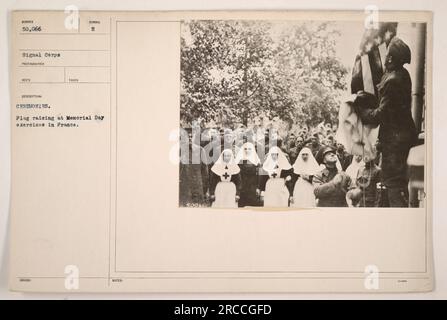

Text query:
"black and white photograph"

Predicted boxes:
[[179, 19, 427, 209], [4, 6, 441, 297]]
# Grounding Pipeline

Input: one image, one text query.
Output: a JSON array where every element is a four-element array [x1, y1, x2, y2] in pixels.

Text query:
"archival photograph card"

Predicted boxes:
[[9, 10, 433, 292]]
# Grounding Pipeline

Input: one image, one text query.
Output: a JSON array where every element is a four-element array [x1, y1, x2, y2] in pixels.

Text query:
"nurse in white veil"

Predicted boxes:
[[210, 149, 241, 208], [291, 147, 320, 208], [235, 142, 261, 207], [259, 146, 293, 207]]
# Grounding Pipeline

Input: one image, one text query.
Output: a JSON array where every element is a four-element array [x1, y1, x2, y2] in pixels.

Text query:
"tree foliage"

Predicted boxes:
[[180, 20, 348, 128]]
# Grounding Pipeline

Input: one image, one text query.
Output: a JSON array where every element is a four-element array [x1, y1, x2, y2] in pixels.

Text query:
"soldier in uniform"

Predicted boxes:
[[346, 155, 382, 208], [313, 146, 352, 207], [355, 37, 418, 207]]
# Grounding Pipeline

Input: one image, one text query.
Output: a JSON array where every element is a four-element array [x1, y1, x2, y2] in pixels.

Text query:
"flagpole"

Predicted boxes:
[[411, 23, 426, 136]]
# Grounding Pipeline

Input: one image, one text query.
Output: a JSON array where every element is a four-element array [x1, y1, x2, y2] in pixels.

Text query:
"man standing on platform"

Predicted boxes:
[[355, 37, 418, 207]]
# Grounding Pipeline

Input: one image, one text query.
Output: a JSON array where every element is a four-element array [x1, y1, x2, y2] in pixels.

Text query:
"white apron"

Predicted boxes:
[[264, 178, 289, 207], [212, 181, 237, 208], [292, 178, 316, 208]]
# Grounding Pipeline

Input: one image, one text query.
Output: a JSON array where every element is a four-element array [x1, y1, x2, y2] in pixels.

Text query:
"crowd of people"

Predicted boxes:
[[179, 123, 384, 208], [179, 36, 419, 209]]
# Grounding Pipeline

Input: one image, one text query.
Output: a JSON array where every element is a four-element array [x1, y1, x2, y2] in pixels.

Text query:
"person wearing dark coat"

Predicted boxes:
[[294, 136, 305, 154], [355, 37, 418, 207], [254, 129, 270, 163], [179, 133, 209, 207], [305, 134, 321, 158], [346, 156, 382, 208], [313, 146, 352, 207]]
